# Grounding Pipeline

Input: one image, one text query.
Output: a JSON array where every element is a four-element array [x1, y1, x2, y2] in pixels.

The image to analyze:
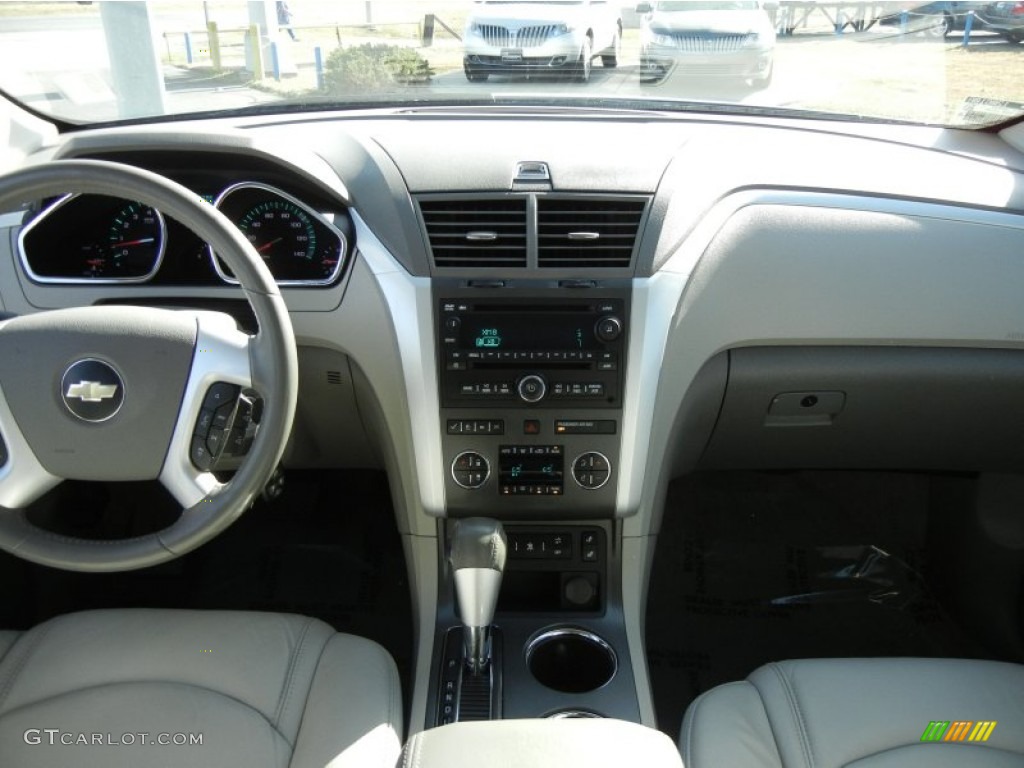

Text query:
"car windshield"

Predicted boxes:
[[655, 2, 760, 10], [0, 0, 1022, 128]]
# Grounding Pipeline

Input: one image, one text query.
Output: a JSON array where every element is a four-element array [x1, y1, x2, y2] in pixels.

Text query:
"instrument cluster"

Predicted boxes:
[[17, 182, 349, 287]]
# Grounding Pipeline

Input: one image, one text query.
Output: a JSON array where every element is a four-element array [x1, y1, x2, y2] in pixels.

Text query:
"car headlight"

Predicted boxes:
[[741, 33, 761, 48], [652, 32, 676, 47], [466, 22, 482, 36], [554, 22, 576, 35]]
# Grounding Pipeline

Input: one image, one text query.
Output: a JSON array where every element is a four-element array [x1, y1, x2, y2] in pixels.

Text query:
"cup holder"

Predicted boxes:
[[526, 628, 617, 694]]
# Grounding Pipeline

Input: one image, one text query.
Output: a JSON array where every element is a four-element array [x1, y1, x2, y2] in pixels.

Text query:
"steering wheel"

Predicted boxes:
[[0, 160, 298, 572]]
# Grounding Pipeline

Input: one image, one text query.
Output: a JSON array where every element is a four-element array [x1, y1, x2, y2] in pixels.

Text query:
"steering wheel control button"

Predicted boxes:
[[452, 451, 489, 489], [203, 381, 240, 409], [206, 427, 226, 455], [517, 374, 547, 403], [595, 316, 623, 342], [190, 436, 214, 471], [60, 359, 125, 423], [572, 452, 611, 490], [195, 408, 215, 435], [191, 387, 262, 469]]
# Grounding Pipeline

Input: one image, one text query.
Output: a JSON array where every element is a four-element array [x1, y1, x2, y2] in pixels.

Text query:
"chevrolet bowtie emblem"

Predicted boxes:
[[65, 381, 119, 402]]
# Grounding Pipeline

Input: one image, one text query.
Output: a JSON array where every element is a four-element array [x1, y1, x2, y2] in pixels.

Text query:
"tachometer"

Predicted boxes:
[[17, 195, 165, 284], [104, 202, 166, 279], [212, 183, 346, 285]]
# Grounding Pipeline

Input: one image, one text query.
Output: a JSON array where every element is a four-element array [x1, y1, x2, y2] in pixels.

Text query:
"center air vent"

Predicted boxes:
[[537, 198, 647, 269], [420, 198, 527, 268]]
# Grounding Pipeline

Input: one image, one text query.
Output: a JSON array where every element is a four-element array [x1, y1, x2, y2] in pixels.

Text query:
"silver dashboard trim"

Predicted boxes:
[[17, 193, 168, 285], [351, 210, 447, 515], [158, 312, 251, 508], [210, 181, 348, 287]]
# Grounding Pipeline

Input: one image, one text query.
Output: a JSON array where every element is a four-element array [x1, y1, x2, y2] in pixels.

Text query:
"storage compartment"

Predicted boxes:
[[402, 718, 682, 768], [526, 628, 616, 693], [698, 346, 1024, 471]]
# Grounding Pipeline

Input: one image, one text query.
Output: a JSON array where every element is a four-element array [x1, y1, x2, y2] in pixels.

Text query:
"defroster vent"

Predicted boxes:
[[537, 198, 647, 269], [420, 198, 528, 268]]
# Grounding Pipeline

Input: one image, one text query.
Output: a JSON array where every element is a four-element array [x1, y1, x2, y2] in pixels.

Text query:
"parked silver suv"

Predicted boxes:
[[463, 0, 623, 82]]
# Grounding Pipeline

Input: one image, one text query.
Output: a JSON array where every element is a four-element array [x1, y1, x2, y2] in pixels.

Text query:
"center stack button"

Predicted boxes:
[[517, 374, 547, 404]]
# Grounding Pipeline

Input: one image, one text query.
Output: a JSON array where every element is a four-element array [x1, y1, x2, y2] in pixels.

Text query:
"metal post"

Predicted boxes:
[[962, 11, 974, 47], [315, 45, 324, 90], [207, 21, 222, 69], [900, 10, 908, 35], [249, 23, 264, 80], [271, 41, 280, 81], [185, 32, 193, 64], [422, 13, 435, 47], [835, 11, 844, 35], [365, 0, 373, 25]]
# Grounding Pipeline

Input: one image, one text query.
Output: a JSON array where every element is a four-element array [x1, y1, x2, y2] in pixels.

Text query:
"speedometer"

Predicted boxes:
[[239, 199, 317, 265], [212, 183, 346, 286]]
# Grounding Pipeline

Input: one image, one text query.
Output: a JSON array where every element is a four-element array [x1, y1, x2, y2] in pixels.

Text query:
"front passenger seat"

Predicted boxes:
[[681, 658, 1024, 767], [0, 609, 403, 768]]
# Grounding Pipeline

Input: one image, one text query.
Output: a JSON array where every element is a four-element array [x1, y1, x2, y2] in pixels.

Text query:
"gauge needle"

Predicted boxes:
[[110, 237, 155, 248], [256, 238, 283, 253]]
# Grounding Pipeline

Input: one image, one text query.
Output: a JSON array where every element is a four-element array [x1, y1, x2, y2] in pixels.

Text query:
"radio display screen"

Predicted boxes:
[[459, 314, 598, 351]]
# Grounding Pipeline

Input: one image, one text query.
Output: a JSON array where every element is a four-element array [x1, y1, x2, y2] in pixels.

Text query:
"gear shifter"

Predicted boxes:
[[450, 517, 507, 675]]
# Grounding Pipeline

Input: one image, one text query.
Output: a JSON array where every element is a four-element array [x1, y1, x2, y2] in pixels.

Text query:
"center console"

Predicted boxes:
[[428, 282, 639, 731]]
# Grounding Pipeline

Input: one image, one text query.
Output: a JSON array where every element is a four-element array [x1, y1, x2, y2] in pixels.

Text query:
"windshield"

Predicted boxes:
[[654, 2, 759, 10], [1, 0, 1022, 128]]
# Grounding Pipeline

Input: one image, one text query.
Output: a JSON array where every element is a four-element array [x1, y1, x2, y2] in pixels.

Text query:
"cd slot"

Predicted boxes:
[[472, 362, 590, 370]]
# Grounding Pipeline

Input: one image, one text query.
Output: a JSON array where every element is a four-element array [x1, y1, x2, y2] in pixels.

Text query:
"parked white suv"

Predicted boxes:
[[463, 0, 623, 82]]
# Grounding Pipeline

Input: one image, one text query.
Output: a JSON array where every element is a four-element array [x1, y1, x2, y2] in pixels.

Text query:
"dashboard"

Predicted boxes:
[[3, 106, 1024, 729]]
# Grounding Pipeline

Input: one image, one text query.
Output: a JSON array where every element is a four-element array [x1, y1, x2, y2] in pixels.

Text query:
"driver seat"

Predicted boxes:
[[0, 609, 403, 768]]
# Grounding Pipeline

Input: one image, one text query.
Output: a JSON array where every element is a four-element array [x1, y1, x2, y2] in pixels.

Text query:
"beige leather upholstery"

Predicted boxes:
[[402, 718, 683, 768], [681, 658, 1024, 768], [0, 609, 402, 768]]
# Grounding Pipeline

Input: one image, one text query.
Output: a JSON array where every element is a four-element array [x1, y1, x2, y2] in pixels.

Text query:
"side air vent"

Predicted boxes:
[[537, 198, 647, 269], [420, 198, 528, 268]]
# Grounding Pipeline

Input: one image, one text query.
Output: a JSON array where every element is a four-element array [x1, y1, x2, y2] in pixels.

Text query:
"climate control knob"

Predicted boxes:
[[572, 452, 611, 490], [517, 374, 547, 404], [452, 451, 489, 490]]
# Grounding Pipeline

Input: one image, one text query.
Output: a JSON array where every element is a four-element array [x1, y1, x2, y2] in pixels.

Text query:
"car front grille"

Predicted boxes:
[[478, 24, 559, 48], [664, 33, 753, 53]]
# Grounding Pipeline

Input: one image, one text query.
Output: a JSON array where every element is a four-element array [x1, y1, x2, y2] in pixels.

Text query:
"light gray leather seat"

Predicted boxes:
[[681, 658, 1024, 768], [0, 609, 402, 768]]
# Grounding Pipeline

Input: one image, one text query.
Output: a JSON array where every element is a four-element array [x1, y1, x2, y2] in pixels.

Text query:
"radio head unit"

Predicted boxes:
[[438, 298, 626, 409]]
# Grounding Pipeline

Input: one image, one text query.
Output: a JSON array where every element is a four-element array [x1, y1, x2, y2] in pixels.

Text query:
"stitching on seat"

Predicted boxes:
[[0, 622, 54, 714], [768, 662, 815, 768], [273, 617, 319, 741]]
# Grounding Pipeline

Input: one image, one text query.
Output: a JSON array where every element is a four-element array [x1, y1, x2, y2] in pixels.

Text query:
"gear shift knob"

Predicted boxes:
[[450, 517, 507, 675]]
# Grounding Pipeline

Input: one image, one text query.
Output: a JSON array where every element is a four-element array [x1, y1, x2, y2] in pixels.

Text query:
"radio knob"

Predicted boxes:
[[595, 316, 623, 342], [517, 374, 547, 404]]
